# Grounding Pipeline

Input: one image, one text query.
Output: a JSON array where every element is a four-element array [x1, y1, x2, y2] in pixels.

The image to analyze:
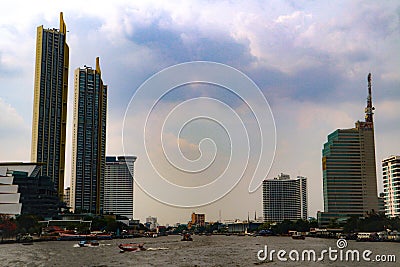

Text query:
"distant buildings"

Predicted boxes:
[[188, 212, 205, 229], [318, 74, 379, 226], [104, 156, 136, 219], [382, 155, 400, 218], [70, 58, 107, 214], [145, 216, 158, 230], [31, 12, 69, 199], [262, 173, 308, 222]]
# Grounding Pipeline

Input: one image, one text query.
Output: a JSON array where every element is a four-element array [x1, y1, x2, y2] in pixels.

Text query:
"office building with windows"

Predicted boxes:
[[382, 155, 400, 218], [104, 156, 136, 219], [31, 12, 69, 199], [262, 173, 308, 222], [318, 74, 379, 226], [0, 163, 60, 218], [70, 58, 107, 214]]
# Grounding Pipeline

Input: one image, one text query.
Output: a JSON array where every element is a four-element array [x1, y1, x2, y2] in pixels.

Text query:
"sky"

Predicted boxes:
[[0, 0, 399, 225]]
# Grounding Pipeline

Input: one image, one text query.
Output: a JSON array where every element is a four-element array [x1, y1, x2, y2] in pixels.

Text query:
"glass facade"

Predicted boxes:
[[322, 123, 379, 219], [319, 75, 379, 226]]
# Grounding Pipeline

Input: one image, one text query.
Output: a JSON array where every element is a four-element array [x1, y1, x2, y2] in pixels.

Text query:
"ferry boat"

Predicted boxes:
[[291, 232, 305, 240], [17, 234, 34, 245], [181, 233, 193, 241], [356, 232, 379, 242]]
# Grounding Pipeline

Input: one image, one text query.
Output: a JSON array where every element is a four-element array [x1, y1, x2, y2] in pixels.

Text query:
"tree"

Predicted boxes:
[[258, 222, 271, 231], [15, 214, 42, 235], [294, 219, 309, 232], [272, 220, 295, 235]]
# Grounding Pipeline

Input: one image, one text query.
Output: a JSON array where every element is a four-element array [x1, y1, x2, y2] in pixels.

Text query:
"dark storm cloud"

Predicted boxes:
[[247, 63, 347, 105], [127, 18, 255, 64]]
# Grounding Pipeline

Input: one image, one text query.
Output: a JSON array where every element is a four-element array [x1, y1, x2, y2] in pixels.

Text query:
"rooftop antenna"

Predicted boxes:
[[365, 73, 374, 123]]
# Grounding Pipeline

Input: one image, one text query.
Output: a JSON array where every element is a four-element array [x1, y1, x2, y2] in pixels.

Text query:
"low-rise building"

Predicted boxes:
[[0, 172, 21, 215]]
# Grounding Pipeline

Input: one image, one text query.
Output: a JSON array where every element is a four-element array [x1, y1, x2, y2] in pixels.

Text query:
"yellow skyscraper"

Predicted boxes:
[[31, 12, 69, 200]]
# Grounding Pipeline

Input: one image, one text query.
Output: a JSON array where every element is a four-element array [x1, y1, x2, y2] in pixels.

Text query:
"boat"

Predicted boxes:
[[17, 234, 34, 244], [291, 232, 305, 240], [356, 232, 379, 242], [181, 233, 193, 241], [118, 243, 146, 252], [78, 240, 100, 247]]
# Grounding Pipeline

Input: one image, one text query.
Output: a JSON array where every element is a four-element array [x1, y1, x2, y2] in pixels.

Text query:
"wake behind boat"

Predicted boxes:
[[78, 240, 100, 247], [118, 243, 146, 252]]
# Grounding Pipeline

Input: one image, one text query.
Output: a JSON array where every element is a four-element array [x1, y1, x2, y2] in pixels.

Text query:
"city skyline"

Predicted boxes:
[[0, 1, 399, 224]]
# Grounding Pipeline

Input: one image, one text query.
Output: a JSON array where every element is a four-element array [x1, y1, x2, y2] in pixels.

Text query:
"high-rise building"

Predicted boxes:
[[104, 156, 136, 219], [382, 155, 400, 218], [31, 12, 69, 200], [318, 74, 379, 226], [71, 58, 107, 214], [262, 173, 308, 222]]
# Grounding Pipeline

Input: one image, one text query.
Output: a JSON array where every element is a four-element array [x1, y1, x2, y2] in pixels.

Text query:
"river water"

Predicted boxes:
[[0, 235, 398, 266]]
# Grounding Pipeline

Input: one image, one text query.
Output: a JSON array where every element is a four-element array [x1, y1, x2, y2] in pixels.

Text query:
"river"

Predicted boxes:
[[0, 235, 399, 266]]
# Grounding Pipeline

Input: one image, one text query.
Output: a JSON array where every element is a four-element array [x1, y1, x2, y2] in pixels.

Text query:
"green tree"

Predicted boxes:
[[258, 222, 271, 231], [294, 219, 309, 232], [15, 214, 42, 235], [272, 220, 295, 235]]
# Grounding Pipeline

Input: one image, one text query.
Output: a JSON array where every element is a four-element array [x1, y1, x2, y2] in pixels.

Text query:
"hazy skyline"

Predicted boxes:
[[0, 1, 399, 224]]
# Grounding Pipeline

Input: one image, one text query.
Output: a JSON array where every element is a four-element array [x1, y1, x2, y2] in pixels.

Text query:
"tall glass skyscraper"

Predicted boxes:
[[319, 74, 379, 225], [31, 12, 69, 200], [262, 173, 308, 222], [71, 58, 107, 214]]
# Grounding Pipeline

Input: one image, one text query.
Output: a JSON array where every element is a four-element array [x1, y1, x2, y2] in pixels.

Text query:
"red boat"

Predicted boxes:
[[118, 243, 146, 252]]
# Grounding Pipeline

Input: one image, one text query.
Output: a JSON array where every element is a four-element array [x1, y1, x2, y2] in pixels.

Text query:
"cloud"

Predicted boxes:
[[0, 0, 399, 223], [0, 98, 30, 162]]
